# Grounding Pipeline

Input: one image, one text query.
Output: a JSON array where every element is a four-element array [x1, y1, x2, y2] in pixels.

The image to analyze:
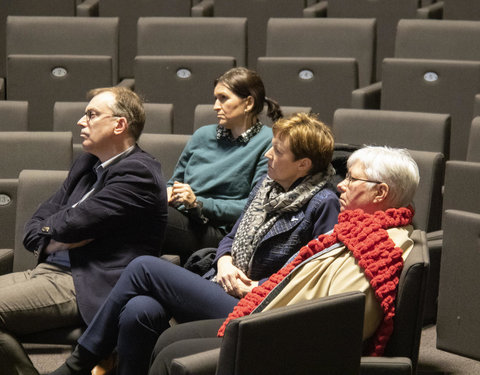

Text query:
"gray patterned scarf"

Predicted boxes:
[[231, 165, 335, 275]]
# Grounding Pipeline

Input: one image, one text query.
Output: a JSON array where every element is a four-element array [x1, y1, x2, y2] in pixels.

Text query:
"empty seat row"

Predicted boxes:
[[2, 0, 480, 80], [0, 0, 205, 78], [3, 16, 480, 139], [3, 16, 367, 132]]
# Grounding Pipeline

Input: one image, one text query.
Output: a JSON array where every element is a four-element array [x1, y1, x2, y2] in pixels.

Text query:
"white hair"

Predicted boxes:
[[347, 146, 420, 208]]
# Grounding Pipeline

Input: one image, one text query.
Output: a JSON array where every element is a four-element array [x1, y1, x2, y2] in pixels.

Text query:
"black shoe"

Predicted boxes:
[[49, 345, 99, 375]]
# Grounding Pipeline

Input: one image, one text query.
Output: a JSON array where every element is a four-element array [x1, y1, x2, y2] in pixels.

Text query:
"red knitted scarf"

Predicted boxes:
[[217, 206, 414, 356]]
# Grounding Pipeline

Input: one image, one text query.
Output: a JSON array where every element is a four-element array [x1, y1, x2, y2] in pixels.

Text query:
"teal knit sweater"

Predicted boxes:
[[168, 124, 272, 227]]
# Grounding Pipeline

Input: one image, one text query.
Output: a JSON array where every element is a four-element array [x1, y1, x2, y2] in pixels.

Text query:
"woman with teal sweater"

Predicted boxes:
[[164, 67, 282, 262]]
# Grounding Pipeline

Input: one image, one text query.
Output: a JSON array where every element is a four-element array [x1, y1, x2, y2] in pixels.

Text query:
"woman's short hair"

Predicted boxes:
[[272, 112, 334, 175], [348, 146, 420, 208], [214, 67, 282, 122], [88, 86, 145, 141]]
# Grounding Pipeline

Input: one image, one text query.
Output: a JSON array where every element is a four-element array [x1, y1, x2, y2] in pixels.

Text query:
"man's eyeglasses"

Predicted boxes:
[[345, 172, 382, 186], [84, 109, 120, 122]]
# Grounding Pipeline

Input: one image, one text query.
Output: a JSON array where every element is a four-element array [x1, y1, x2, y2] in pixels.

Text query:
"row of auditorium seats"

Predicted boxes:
[[2, 0, 478, 81], [0, 0, 323, 79], [2, 15, 480, 150], [1, 15, 370, 132]]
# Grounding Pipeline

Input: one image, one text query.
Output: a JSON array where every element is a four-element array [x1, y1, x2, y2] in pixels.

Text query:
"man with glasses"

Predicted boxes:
[[0, 87, 168, 375]]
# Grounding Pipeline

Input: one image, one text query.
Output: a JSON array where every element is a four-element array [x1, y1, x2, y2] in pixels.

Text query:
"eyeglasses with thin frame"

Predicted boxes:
[[345, 171, 382, 186], [84, 109, 120, 123]]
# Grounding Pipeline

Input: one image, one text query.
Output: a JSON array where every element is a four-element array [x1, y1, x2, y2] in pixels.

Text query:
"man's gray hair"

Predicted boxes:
[[347, 146, 420, 208]]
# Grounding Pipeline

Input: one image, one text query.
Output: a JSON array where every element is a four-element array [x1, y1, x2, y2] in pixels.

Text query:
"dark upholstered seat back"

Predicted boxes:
[[137, 17, 247, 68], [134, 56, 234, 134], [257, 57, 358, 125], [138, 134, 191, 180], [381, 58, 480, 161], [381, 229, 429, 371], [395, 19, 480, 62], [0, 100, 28, 131], [6, 16, 119, 130], [266, 18, 376, 87], [218, 291, 365, 375], [467, 117, 480, 162], [333, 109, 451, 159], [437, 210, 480, 361], [0, 132, 72, 179]]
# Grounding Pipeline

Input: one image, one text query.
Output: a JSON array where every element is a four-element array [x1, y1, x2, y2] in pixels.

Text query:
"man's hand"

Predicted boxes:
[[45, 238, 94, 254], [217, 255, 257, 298]]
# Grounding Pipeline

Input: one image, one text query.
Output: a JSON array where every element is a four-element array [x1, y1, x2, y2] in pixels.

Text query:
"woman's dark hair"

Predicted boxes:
[[214, 67, 283, 122]]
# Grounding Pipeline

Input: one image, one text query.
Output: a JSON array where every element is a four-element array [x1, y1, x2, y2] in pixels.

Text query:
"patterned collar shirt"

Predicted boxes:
[[216, 121, 263, 144]]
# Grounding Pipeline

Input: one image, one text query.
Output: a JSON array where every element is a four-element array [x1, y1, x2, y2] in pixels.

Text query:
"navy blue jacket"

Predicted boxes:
[[212, 176, 340, 281], [23, 145, 168, 323]]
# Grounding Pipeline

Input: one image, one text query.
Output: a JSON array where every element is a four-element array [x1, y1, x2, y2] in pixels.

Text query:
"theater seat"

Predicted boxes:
[[265, 18, 376, 87], [172, 292, 366, 375], [333, 109, 451, 159], [436, 210, 480, 361], [0, 131, 72, 179], [134, 16, 246, 134], [467, 117, 480, 162], [134, 56, 234, 134], [138, 134, 191, 180], [6, 16, 119, 130], [354, 58, 480, 161], [0, 100, 28, 131], [257, 57, 358, 125]]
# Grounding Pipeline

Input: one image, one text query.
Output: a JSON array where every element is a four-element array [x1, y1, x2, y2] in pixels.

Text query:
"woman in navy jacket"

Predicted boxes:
[[49, 113, 340, 375]]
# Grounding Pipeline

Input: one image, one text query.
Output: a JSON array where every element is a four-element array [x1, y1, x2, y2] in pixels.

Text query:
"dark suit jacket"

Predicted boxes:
[[23, 145, 168, 323]]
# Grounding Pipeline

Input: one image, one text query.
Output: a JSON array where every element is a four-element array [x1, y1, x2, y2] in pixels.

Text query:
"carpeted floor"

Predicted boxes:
[[28, 324, 480, 375], [417, 325, 480, 375], [27, 344, 70, 374]]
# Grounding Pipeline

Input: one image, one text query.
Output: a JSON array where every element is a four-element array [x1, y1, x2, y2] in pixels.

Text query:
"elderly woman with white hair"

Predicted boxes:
[[147, 145, 421, 375]]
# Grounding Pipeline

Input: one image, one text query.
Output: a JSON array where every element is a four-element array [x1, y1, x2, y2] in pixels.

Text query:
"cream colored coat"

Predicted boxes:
[[262, 225, 414, 340]]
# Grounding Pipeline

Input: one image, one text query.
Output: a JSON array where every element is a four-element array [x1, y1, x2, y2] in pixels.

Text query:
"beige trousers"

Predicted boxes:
[[0, 263, 82, 375]]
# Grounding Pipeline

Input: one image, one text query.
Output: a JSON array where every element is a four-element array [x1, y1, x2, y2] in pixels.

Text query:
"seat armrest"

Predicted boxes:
[[0, 248, 14, 275], [303, 1, 328, 17], [191, 0, 214, 17], [170, 348, 220, 375], [351, 81, 382, 109], [427, 229, 443, 242], [360, 356, 412, 375], [77, 0, 99, 16], [160, 254, 181, 266], [116, 78, 135, 90], [416, 1, 444, 19], [424, 235, 443, 325], [0, 78, 5, 100]]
